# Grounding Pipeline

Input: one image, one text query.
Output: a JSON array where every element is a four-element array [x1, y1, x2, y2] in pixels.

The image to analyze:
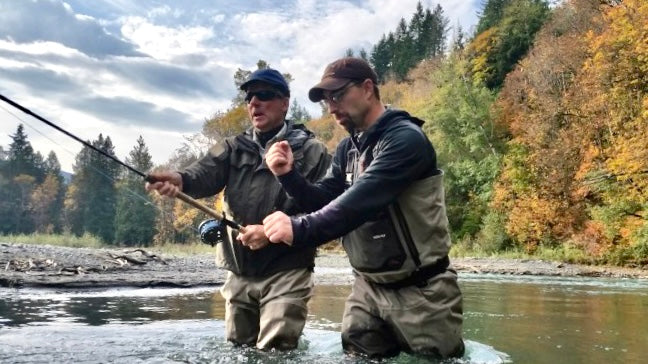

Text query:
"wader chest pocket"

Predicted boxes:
[[343, 213, 406, 273]]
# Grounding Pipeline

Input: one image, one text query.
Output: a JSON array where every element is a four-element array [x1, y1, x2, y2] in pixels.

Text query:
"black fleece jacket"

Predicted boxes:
[[277, 109, 439, 248]]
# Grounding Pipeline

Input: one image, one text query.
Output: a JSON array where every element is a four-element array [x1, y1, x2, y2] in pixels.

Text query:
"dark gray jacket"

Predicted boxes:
[[180, 121, 331, 276], [277, 109, 451, 283]]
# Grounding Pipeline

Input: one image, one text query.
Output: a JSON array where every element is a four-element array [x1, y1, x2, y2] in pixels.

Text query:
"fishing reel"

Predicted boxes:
[[198, 218, 227, 246]]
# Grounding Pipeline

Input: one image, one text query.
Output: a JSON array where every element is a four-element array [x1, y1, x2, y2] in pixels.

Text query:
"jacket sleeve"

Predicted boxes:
[[289, 124, 437, 248], [178, 140, 230, 198], [278, 139, 348, 213]]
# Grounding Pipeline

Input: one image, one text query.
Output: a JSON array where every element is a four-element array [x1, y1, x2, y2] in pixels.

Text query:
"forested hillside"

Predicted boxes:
[[1, 0, 645, 265]]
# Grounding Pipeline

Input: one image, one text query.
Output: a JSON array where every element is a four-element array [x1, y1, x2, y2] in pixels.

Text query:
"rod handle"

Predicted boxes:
[[145, 174, 245, 233]]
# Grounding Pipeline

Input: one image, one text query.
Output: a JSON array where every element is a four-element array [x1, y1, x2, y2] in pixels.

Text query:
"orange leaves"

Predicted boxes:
[[582, 0, 648, 206], [505, 193, 566, 251], [490, 0, 647, 259]]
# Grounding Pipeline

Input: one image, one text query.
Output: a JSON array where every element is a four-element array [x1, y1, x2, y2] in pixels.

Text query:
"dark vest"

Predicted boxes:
[[342, 139, 452, 284]]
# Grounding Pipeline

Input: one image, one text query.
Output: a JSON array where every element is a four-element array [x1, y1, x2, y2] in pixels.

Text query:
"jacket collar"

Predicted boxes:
[[351, 108, 424, 152], [235, 120, 314, 154]]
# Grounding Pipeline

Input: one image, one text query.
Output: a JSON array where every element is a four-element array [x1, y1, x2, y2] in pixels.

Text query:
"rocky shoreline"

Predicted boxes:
[[1, 242, 646, 289]]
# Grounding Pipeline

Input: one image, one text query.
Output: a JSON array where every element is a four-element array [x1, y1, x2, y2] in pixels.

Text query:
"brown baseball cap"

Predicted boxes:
[[308, 57, 378, 102]]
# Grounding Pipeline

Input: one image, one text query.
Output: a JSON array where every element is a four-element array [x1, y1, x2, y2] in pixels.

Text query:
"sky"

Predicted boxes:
[[0, 0, 482, 172]]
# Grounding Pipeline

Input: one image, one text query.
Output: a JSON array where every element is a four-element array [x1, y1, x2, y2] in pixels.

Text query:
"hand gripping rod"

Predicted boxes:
[[0, 93, 243, 232]]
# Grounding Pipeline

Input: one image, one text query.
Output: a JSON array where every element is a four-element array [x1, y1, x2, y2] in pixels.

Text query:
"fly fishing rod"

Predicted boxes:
[[0, 93, 244, 234]]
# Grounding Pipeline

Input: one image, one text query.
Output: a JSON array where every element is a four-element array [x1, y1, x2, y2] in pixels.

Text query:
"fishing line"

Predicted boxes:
[[0, 103, 199, 233], [0, 93, 243, 231]]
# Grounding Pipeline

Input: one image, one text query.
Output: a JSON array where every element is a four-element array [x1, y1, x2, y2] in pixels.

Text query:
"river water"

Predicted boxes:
[[1, 272, 647, 363]]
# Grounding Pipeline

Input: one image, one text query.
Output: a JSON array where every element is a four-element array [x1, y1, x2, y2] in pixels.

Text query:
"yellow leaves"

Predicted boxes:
[[203, 104, 249, 140], [467, 27, 498, 87], [489, 0, 648, 258], [308, 115, 347, 151], [172, 193, 222, 234], [574, 145, 601, 182], [13, 174, 35, 186], [31, 174, 59, 210], [505, 193, 563, 251], [30, 174, 61, 233]]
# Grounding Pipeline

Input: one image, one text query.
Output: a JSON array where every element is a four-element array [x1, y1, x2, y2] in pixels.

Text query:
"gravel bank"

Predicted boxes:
[[1, 242, 646, 288]]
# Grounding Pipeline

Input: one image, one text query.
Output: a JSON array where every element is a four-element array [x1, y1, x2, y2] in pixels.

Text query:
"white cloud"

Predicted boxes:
[[120, 16, 214, 60], [0, 0, 481, 172]]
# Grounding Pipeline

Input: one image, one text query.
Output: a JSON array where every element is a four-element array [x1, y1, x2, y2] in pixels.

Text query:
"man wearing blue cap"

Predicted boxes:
[[263, 58, 464, 359], [146, 68, 330, 350]]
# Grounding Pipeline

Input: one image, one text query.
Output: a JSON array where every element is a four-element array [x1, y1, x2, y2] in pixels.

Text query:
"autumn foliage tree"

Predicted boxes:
[[492, 0, 647, 263]]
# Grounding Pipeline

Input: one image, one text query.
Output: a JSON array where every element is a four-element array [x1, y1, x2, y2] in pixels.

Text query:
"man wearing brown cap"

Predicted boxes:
[[146, 68, 330, 350], [263, 57, 464, 359]]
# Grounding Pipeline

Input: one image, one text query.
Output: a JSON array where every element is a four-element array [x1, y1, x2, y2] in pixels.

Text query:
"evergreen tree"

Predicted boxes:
[[392, 18, 416, 80], [359, 48, 368, 61], [410, 2, 427, 57], [64, 134, 118, 242], [115, 136, 156, 246], [369, 2, 449, 81], [452, 24, 466, 52], [491, 0, 549, 88], [65, 144, 92, 235], [370, 34, 393, 82], [0, 124, 46, 233], [42, 151, 65, 233], [5, 124, 45, 182], [470, 0, 550, 89], [429, 4, 449, 57], [86, 135, 118, 243], [477, 0, 511, 34], [288, 99, 312, 124]]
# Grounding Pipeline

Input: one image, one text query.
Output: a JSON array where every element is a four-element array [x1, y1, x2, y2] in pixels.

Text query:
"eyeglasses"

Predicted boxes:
[[245, 90, 282, 103], [323, 82, 359, 105]]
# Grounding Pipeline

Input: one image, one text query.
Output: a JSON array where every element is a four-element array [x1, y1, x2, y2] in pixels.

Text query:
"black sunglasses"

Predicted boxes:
[[245, 90, 282, 103]]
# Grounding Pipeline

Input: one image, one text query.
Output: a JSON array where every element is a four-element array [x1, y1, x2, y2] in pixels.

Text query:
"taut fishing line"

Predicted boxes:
[[0, 102, 199, 234], [0, 94, 245, 238]]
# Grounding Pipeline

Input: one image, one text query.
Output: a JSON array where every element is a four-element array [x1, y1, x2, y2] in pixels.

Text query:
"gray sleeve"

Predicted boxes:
[[179, 139, 230, 198]]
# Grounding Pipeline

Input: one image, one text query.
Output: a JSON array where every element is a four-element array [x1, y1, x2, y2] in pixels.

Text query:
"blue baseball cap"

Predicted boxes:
[[240, 68, 290, 97]]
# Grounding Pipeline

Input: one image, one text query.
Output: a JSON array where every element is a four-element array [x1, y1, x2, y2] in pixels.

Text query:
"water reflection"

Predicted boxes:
[[1, 275, 647, 363], [460, 275, 648, 363]]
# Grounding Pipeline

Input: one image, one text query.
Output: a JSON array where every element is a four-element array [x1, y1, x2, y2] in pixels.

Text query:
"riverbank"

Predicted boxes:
[[1, 242, 646, 288]]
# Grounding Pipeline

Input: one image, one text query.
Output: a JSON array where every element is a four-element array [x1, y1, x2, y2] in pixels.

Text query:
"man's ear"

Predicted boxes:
[[281, 97, 290, 113], [362, 79, 375, 101]]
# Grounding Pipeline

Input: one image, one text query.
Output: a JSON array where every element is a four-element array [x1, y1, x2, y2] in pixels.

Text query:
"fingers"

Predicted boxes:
[[146, 181, 179, 197], [267, 143, 288, 163], [262, 212, 293, 245], [236, 225, 270, 250], [277, 140, 290, 152], [144, 172, 182, 197], [266, 141, 293, 176]]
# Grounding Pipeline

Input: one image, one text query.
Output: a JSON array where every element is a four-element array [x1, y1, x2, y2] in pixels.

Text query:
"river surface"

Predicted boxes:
[[1, 272, 647, 363]]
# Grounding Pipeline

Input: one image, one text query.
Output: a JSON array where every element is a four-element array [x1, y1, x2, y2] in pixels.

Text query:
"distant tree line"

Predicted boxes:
[[0, 59, 313, 247], [0, 124, 158, 246], [369, 1, 449, 82]]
